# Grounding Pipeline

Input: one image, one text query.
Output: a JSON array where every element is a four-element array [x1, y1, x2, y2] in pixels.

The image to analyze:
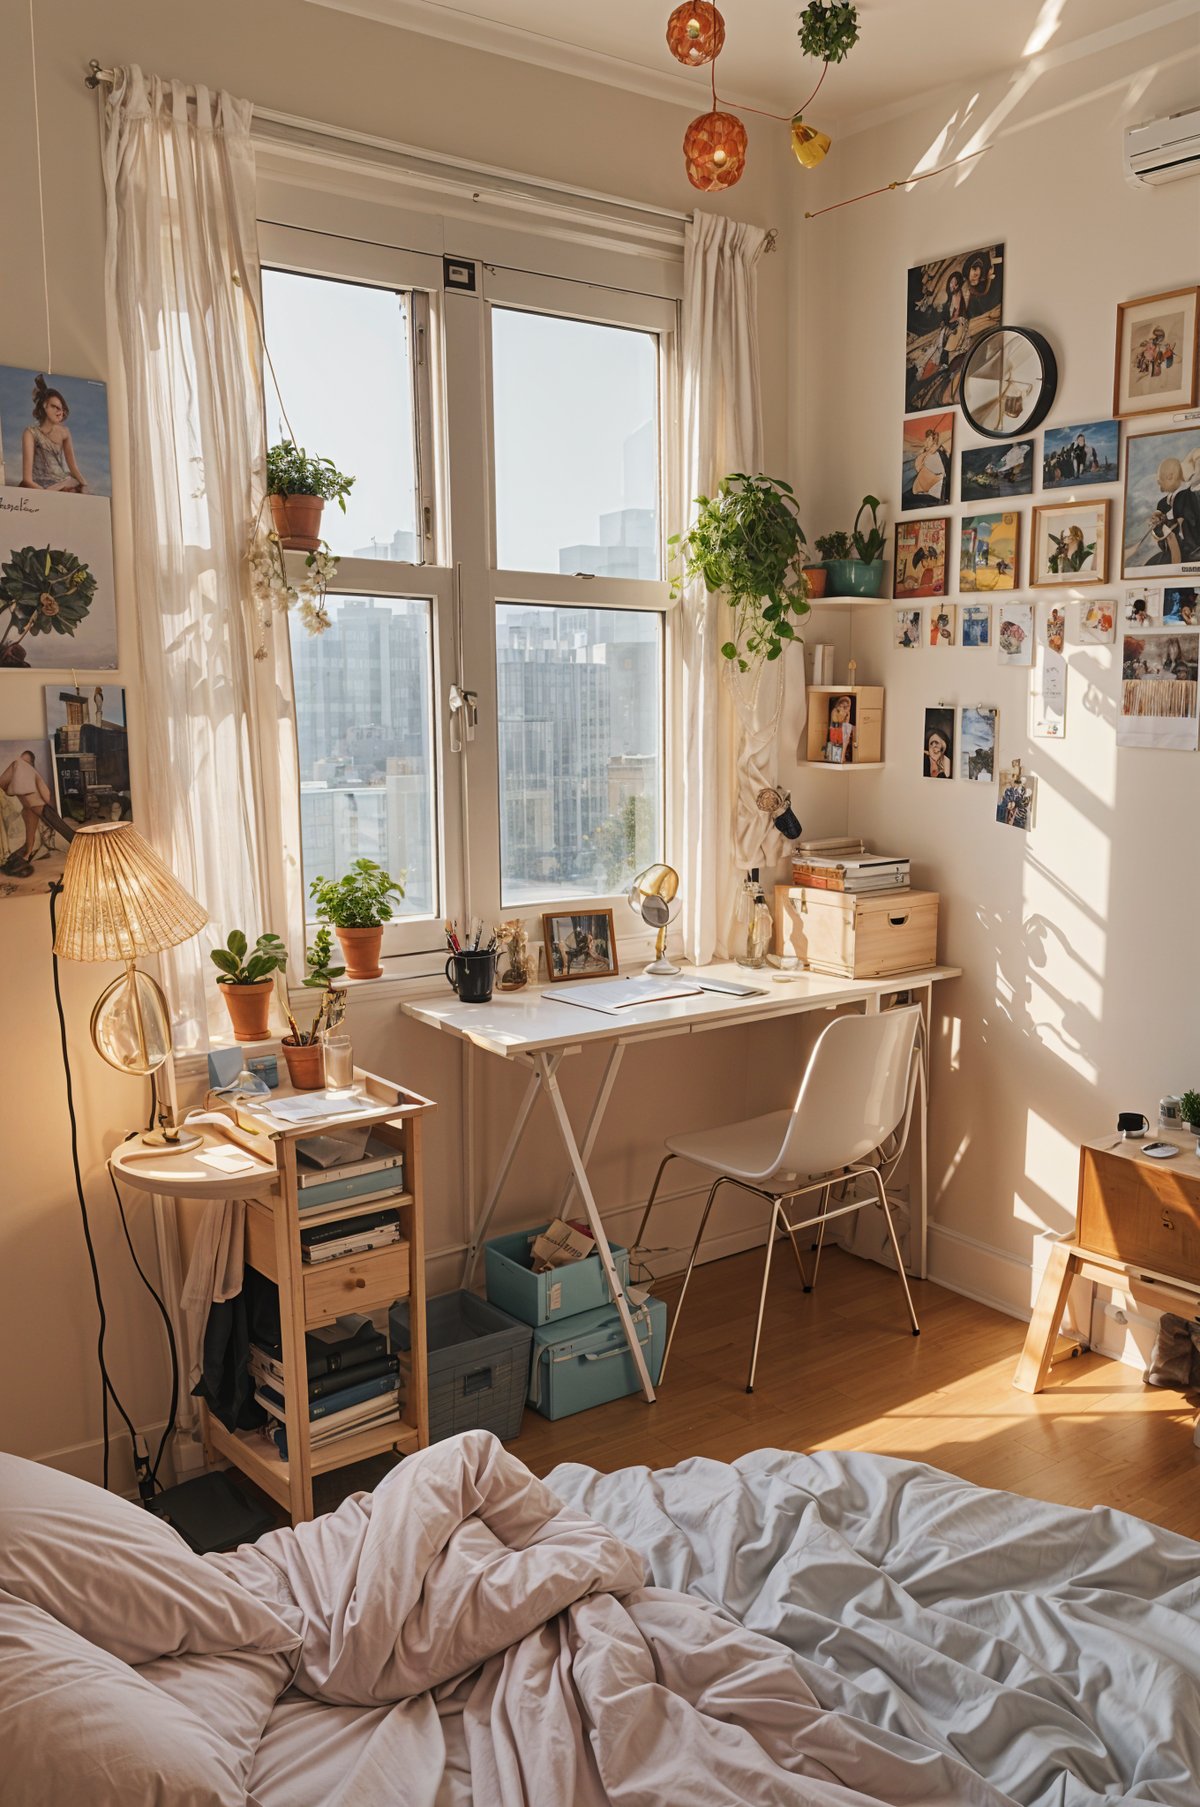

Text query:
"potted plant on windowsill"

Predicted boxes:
[[267, 441, 355, 552], [670, 473, 811, 672], [1180, 1089, 1200, 1137], [210, 929, 288, 1042], [309, 858, 406, 980], [816, 496, 886, 598], [279, 928, 347, 1089]]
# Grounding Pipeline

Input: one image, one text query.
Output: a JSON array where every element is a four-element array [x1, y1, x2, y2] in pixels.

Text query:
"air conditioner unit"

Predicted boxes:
[[1125, 108, 1200, 187]]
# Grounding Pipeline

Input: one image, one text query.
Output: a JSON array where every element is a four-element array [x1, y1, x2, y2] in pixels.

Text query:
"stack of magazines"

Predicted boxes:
[[299, 1207, 402, 1264], [791, 851, 910, 893], [250, 1314, 401, 1458]]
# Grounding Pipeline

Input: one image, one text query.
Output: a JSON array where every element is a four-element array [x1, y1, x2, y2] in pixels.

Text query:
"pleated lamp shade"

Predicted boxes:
[[53, 823, 208, 962]]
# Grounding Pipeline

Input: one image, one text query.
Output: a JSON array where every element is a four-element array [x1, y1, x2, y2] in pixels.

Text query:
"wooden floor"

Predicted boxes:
[[501, 1245, 1200, 1541]]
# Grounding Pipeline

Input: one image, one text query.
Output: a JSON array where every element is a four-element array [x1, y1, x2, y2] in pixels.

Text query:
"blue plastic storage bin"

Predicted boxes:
[[485, 1225, 631, 1326], [527, 1297, 666, 1419], [390, 1290, 532, 1443]]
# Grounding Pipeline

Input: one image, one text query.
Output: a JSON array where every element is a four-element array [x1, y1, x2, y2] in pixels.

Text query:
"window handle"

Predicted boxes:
[[449, 683, 478, 752]]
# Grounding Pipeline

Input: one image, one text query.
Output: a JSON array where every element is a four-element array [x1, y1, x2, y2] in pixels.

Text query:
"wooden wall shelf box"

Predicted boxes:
[[774, 885, 939, 979], [804, 684, 884, 766]]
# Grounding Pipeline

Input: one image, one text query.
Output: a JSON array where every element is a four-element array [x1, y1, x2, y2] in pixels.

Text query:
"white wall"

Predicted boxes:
[[791, 14, 1200, 1314]]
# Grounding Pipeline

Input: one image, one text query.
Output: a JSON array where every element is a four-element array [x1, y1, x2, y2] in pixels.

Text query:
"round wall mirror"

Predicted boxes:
[[959, 326, 1058, 439]]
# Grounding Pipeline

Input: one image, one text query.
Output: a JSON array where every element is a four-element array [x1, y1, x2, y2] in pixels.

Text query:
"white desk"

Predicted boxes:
[[403, 961, 960, 1401]]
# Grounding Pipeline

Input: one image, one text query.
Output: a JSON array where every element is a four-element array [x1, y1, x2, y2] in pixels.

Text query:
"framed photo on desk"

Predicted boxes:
[[542, 909, 619, 981]]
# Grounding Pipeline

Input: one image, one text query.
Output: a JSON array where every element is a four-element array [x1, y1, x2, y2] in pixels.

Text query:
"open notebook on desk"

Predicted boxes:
[[552, 974, 767, 1016]]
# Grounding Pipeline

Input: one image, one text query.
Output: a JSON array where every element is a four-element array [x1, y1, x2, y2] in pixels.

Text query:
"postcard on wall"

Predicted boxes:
[[1032, 648, 1067, 739], [1042, 420, 1120, 490], [996, 765, 1036, 831], [997, 602, 1034, 667], [1122, 425, 1200, 580], [0, 739, 72, 895], [961, 603, 992, 648], [928, 605, 956, 647], [1113, 286, 1199, 419], [905, 244, 1004, 412], [1164, 586, 1198, 625], [894, 608, 923, 649], [1042, 604, 1066, 653], [1118, 630, 1200, 751], [894, 517, 948, 598], [43, 683, 131, 826], [922, 705, 955, 779], [1123, 584, 1160, 624], [960, 512, 1019, 593], [960, 440, 1032, 504], [900, 412, 953, 510], [0, 367, 111, 498], [1031, 499, 1109, 587], [0, 488, 117, 669], [1079, 599, 1116, 643], [959, 705, 997, 782]]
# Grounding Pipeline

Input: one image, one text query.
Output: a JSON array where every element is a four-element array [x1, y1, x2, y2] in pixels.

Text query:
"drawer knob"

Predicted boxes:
[[353, 1275, 367, 1288], [1161, 1210, 1175, 1231]]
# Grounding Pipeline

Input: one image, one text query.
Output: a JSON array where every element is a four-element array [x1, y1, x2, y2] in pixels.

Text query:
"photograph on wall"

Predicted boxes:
[[1043, 605, 1066, 654], [43, 684, 131, 826], [961, 603, 992, 648], [894, 608, 923, 649], [996, 764, 1036, 831], [997, 601, 1034, 667], [0, 366, 111, 497], [0, 488, 117, 669], [1042, 420, 1120, 490], [959, 512, 1019, 593], [1118, 631, 1200, 751], [905, 244, 1004, 412], [1113, 286, 1199, 419], [960, 439, 1033, 503], [893, 517, 948, 597], [928, 605, 956, 647], [1164, 586, 1198, 625], [0, 739, 74, 894], [1123, 585, 1160, 624], [1031, 499, 1109, 587], [1123, 424, 1200, 583], [1032, 648, 1067, 739], [900, 412, 953, 510], [921, 705, 954, 779], [1079, 599, 1116, 643], [542, 910, 619, 980], [820, 693, 857, 764], [959, 705, 997, 782]]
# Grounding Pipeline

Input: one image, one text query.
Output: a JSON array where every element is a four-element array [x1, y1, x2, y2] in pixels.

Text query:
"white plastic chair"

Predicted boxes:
[[636, 1005, 923, 1394]]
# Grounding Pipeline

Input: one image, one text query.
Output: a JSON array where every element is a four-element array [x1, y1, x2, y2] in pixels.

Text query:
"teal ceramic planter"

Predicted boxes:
[[824, 558, 885, 599]]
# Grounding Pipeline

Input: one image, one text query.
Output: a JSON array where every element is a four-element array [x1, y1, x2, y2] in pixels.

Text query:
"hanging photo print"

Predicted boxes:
[[1122, 425, 1200, 580], [922, 706, 955, 779], [1042, 420, 1120, 490], [0, 739, 74, 895], [1118, 631, 1200, 751], [43, 684, 131, 825], [997, 602, 1034, 667], [959, 706, 997, 782], [1031, 500, 1109, 586], [996, 764, 1036, 830], [959, 512, 1019, 592], [1164, 587, 1198, 625], [1113, 287, 1199, 419], [1079, 599, 1116, 643], [900, 412, 953, 511], [1123, 585, 1161, 625], [1042, 605, 1066, 653], [905, 245, 1004, 412], [894, 608, 923, 649], [961, 604, 992, 648], [893, 517, 948, 597], [960, 440, 1033, 503], [928, 605, 956, 647], [0, 366, 111, 497], [1032, 649, 1067, 739]]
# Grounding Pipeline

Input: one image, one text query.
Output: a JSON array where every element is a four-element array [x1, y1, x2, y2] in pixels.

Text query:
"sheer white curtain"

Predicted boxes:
[[102, 68, 302, 1046]]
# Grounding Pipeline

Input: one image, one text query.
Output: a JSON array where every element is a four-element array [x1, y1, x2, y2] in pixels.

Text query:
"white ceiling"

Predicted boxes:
[[306, 0, 1181, 127]]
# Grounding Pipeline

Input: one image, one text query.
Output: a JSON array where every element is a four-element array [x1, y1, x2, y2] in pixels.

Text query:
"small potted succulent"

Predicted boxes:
[[279, 928, 347, 1089], [1180, 1089, 1200, 1137], [816, 496, 887, 598], [309, 858, 405, 980], [798, 537, 828, 599], [267, 441, 355, 552], [210, 929, 288, 1042]]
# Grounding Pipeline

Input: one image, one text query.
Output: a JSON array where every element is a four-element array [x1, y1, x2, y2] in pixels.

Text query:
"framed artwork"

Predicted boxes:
[[0, 740, 72, 895], [1121, 425, 1200, 580], [43, 684, 131, 825], [997, 602, 1034, 667], [0, 487, 117, 669], [922, 706, 955, 779], [818, 693, 857, 765], [959, 512, 1019, 593], [1042, 605, 1066, 654], [996, 765, 1036, 830], [928, 605, 956, 647], [1042, 420, 1120, 489], [960, 439, 1032, 503], [959, 705, 997, 782], [1113, 286, 1199, 418], [542, 909, 618, 981], [1164, 586, 1199, 626], [893, 517, 948, 597], [901, 412, 953, 510], [894, 608, 923, 649], [1118, 631, 1200, 751], [1031, 500, 1110, 587], [905, 244, 1004, 411], [0, 365, 111, 496], [961, 604, 991, 648], [1079, 599, 1116, 643]]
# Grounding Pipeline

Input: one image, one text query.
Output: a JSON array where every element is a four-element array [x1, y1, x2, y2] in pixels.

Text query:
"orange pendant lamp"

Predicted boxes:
[[665, 3, 725, 67], [683, 109, 748, 192]]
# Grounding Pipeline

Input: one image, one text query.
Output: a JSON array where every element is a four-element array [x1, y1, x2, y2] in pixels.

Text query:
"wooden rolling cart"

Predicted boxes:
[[112, 1068, 434, 1525]]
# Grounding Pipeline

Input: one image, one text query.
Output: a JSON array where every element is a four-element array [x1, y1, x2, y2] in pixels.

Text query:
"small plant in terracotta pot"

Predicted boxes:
[[279, 929, 347, 1088], [267, 441, 355, 552], [309, 859, 405, 980], [210, 929, 288, 1042]]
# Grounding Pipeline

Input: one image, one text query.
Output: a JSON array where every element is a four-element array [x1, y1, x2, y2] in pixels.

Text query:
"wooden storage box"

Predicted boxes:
[[1077, 1146, 1200, 1281], [774, 884, 939, 978], [805, 685, 884, 766]]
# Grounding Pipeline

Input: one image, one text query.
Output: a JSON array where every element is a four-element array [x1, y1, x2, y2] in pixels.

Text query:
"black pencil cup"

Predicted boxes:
[[446, 948, 496, 1002]]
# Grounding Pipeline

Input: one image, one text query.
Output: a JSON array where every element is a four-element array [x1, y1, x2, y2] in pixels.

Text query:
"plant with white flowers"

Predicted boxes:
[[248, 527, 338, 639]]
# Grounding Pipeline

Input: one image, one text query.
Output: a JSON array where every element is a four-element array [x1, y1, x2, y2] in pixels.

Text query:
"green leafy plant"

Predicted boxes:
[[266, 441, 355, 511], [309, 858, 406, 928], [209, 929, 288, 985], [282, 927, 348, 1044], [303, 925, 346, 991], [1180, 1089, 1200, 1129], [670, 473, 811, 672], [797, 1, 860, 64], [0, 545, 97, 666], [814, 531, 852, 561], [851, 495, 886, 563]]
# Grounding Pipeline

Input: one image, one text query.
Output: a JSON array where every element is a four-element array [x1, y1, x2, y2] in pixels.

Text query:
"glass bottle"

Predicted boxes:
[[737, 869, 772, 968]]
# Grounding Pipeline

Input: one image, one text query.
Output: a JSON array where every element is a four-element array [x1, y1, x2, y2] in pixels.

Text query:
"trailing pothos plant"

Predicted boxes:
[[670, 474, 811, 673], [797, 1, 860, 64]]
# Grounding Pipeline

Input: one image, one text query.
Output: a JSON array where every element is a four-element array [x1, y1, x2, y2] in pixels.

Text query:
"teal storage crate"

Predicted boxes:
[[485, 1225, 630, 1327], [391, 1291, 532, 1443], [528, 1297, 666, 1419]]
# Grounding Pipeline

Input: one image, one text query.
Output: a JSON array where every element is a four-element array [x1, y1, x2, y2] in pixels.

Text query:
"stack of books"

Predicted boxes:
[[791, 851, 910, 894], [299, 1207, 402, 1264], [296, 1132, 405, 1214], [250, 1314, 401, 1459]]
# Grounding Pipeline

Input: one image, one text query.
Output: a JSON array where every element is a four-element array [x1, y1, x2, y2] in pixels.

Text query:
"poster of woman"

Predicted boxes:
[[905, 245, 1004, 411], [900, 412, 953, 510], [921, 707, 954, 779], [0, 366, 111, 496], [0, 741, 74, 894], [1121, 426, 1200, 581], [1031, 500, 1110, 586]]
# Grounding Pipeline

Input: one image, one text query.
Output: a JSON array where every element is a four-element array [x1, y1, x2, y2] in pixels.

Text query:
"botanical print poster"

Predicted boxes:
[[1122, 426, 1200, 580], [1118, 631, 1200, 751], [1042, 420, 1120, 490], [905, 244, 1004, 411], [959, 512, 1019, 592], [0, 366, 111, 496], [900, 412, 953, 510], [43, 684, 131, 825], [0, 488, 117, 668], [959, 706, 997, 782], [0, 739, 73, 894]]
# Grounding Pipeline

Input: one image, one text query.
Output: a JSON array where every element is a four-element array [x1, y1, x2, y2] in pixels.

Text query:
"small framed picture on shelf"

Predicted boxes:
[[542, 910, 619, 982], [1031, 499, 1110, 586], [1113, 286, 1199, 419]]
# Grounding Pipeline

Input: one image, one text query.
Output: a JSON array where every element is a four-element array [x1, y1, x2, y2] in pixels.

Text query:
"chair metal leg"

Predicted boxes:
[[659, 1175, 727, 1385], [872, 1169, 921, 1336], [780, 1201, 811, 1291], [747, 1200, 781, 1393], [632, 1151, 678, 1258], [807, 1183, 832, 1291]]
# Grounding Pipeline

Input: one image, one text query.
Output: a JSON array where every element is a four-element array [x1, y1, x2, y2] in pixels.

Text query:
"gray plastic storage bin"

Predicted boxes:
[[390, 1290, 532, 1444]]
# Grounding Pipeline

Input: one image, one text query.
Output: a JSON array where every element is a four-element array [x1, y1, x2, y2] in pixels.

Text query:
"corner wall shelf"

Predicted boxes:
[[798, 761, 885, 773]]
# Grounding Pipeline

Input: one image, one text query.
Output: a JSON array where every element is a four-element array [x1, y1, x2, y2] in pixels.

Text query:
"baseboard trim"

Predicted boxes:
[[927, 1222, 1033, 1322]]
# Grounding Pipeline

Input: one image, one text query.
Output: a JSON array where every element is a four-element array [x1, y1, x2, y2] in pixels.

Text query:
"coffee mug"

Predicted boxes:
[[446, 948, 496, 1003], [1116, 1111, 1149, 1139]]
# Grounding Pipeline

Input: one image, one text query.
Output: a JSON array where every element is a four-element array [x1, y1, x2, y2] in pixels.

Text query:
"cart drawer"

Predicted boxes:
[[304, 1242, 410, 1324], [1077, 1148, 1200, 1282]]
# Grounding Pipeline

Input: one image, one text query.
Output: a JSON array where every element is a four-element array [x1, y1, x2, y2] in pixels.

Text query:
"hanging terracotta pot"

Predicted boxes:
[[281, 1038, 325, 1090], [336, 926, 384, 980], [219, 978, 273, 1042], [269, 493, 325, 552]]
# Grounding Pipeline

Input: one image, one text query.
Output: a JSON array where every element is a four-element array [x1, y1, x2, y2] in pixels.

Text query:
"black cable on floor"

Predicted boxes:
[[108, 1164, 180, 1490]]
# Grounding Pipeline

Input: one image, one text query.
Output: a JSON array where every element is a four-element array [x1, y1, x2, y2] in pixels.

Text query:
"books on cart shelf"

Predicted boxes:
[[299, 1207, 402, 1263], [296, 1131, 405, 1189], [250, 1319, 403, 1458], [255, 1311, 389, 1382]]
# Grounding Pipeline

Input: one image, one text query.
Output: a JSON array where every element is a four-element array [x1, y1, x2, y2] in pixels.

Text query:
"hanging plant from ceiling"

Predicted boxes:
[[796, 2, 860, 64]]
